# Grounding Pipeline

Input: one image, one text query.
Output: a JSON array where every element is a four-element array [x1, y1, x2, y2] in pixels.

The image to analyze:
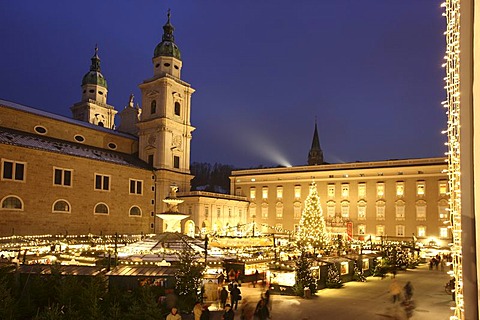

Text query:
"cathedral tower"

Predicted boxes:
[[137, 11, 195, 193], [308, 121, 324, 165], [71, 46, 117, 128]]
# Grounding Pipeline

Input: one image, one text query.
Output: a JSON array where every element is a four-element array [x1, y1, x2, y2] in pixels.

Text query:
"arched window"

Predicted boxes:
[[94, 203, 109, 215], [151, 100, 157, 114], [129, 206, 142, 216], [174, 102, 180, 116], [1, 196, 23, 210], [53, 200, 71, 213]]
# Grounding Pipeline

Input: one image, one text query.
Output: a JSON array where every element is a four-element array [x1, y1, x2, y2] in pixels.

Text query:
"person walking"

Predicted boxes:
[[389, 279, 402, 303], [403, 281, 413, 301], [220, 287, 228, 309], [222, 304, 235, 320], [230, 284, 241, 310], [193, 302, 203, 320], [253, 269, 259, 288], [254, 298, 270, 320], [200, 304, 210, 320]]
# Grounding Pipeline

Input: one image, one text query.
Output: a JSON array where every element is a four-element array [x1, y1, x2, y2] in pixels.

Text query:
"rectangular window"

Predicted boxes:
[[417, 226, 426, 237], [376, 225, 385, 236], [439, 180, 448, 195], [327, 184, 335, 198], [2, 159, 25, 181], [262, 187, 268, 199], [376, 205, 385, 220], [276, 186, 283, 199], [396, 225, 405, 237], [358, 183, 366, 198], [95, 174, 110, 191], [416, 181, 426, 196], [376, 182, 385, 198], [341, 184, 349, 198], [358, 224, 366, 235], [294, 205, 302, 219], [395, 205, 405, 221], [396, 181, 404, 197], [173, 156, 180, 169], [205, 206, 209, 217], [129, 179, 143, 195], [416, 206, 426, 221], [327, 205, 335, 218], [250, 187, 256, 199], [440, 227, 449, 238], [294, 224, 300, 235], [54, 168, 72, 186], [261, 206, 268, 219], [217, 207, 221, 218], [148, 154, 154, 166], [357, 206, 366, 220], [341, 204, 349, 218], [228, 208, 232, 217], [239, 209, 243, 218], [294, 185, 301, 199], [276, 206, 283, 219], [439, 206, 448, 219]]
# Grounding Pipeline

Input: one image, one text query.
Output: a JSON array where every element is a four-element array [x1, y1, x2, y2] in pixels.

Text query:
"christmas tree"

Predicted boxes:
[[293, 252, 317, 296], [352, 260, 366, 282], [174, 247, 204, 311], [326, 263, 343, 288], [297, 181, 329, 250]]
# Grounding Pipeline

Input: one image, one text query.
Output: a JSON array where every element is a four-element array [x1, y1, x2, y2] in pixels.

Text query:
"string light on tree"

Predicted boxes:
[[297, 181, 330, 250]]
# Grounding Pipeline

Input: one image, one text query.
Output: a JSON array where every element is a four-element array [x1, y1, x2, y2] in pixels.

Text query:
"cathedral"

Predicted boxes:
[[0, 13, 448, 246]]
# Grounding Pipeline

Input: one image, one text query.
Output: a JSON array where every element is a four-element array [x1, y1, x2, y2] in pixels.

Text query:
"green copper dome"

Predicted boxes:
[[153, 10, 181, 60], [82, 46, 108, 89]]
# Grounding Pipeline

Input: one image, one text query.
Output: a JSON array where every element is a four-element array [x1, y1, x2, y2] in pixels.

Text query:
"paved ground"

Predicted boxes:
[[200, 263, 454, 320]]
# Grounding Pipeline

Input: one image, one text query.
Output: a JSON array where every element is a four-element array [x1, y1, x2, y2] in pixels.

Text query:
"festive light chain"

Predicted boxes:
[[441, 0, 463, 319]]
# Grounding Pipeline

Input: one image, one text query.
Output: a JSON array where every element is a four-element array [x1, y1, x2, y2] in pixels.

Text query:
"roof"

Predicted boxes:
[[0, 99, 136, 139], [106, 265, 177, 277], [0, 127, 153, 170], [15, 264, 106, 276]]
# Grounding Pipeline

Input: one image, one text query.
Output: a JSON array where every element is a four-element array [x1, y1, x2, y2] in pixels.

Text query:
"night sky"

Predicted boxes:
[[0, 1, 446, 169]]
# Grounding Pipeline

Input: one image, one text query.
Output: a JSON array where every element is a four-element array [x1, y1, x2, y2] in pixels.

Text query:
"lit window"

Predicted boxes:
[[341, 184, 349, 198], [416, 205, 426, 221], [129, 179, 143, 195], [1, 159, 25, 182], [327, 205, 335, 218], [262, 187, 268, 199], [439, 180, 448, 195], [294, 203, 302, 219], [261, 205, 268, 219], [376, 182, 385, 198], [341, 203, 349, 218], [395, 225, 405, 237], [376, 205, 385, 220], [376, 225, 385, 236], [52, 200, 71, 213], [417, 226, 426, 237], [340, 262, 349, 275], [95, 174, 110, 191], [440, 227, 449, 238], [396, 181, 404, 197], [94, 203, 109, 215], [249, 204, 256, 218], [1, 196, 23, 210], [129, 206, 142, 216], [416, 181, 426, 196], [276, 203, 283, 219], [276, 186, 283, 199], [395, 204, 405, 221], [328, 184, 335, 198], [438, 205, 448, 219], [250, 187, 256, 199], [358, 224, 366, 235], [358, 183, 366, 199], [54, 167, 72, 186], [294, 185, 301, 199], [357, 205, 366, 220]]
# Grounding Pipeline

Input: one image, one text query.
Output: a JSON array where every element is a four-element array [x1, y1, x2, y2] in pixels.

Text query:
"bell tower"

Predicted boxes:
[[71, 46, 117, 128], [308, 121, 324, 165], [137, 10, 195, 193]]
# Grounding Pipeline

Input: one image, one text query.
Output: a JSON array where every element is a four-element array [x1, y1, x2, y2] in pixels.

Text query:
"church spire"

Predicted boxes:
[[308, 120, 324, 165]]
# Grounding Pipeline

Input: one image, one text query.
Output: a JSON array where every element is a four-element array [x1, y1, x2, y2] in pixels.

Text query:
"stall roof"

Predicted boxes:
[[15, 264, 106, 276], [106, 266, 178, 277]]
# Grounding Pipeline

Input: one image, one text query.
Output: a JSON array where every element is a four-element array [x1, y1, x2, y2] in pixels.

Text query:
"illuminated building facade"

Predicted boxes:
[[0, 13, 248, 236]]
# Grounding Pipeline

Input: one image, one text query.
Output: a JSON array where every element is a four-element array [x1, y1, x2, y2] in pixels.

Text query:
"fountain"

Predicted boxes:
[[156, 185, 189, 233]]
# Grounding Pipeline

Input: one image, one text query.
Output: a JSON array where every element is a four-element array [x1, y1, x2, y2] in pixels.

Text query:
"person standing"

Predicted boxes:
[[222, 304, 235, 320], [166, 307, 182, 320], [253, 269, 259, 288], [230, 284, 241, 310], [200, 305, 210, 320], [389, 279, 402, 303], [254, 298, 270, 320], [193, 302, 203, 320], [220, 287, 228, 309]]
